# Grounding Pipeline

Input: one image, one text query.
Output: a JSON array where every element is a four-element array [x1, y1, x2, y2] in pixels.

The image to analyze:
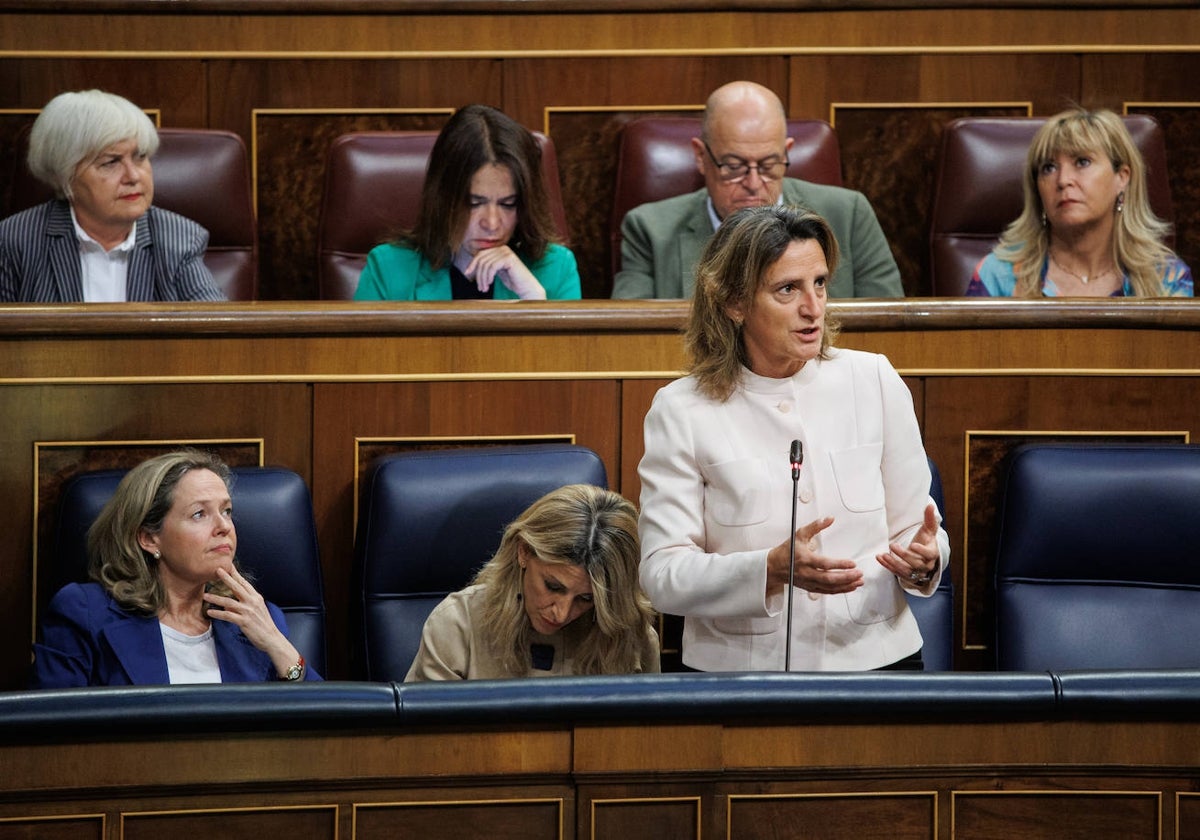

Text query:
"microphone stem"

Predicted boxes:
[[785, 469, 799, 672]]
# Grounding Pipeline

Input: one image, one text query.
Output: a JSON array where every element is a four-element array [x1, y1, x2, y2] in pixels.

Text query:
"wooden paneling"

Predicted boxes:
[[311, 379, 622, 670], [353, 800, 564, 840], [3, 300, 1200, 682], [587, 797, 700, 840], [121, 808, 338, 840], [1, 7, 1198, 299], [727, 793, 935, 840], [0, 815, 103, 840], [4, 8, 1200, 53], [951, 791, 1161, 840], [3, 715, 1200, 840]]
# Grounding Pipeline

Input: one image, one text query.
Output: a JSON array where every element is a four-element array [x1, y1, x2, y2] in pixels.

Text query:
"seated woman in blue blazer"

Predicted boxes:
[[32, 449, 318, 687], [353, 104, 581, 301]]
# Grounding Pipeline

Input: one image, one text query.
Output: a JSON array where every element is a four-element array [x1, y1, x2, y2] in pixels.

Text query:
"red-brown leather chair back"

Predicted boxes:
[[8, 127, 259, 300], [317, 130, 570, 301], [609, 117, 843, 276], [929, 115, 1174, 296]]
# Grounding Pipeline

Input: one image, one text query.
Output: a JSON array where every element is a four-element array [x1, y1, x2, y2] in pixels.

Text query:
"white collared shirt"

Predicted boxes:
[[70, 206, 137, 302]]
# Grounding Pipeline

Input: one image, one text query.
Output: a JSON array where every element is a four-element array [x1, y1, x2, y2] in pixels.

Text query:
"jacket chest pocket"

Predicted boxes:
[[829, 443, 885, 512], [704, 457, 770, 527]]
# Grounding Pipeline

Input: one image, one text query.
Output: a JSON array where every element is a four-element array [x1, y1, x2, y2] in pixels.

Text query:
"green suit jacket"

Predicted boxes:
[[611, 180, 903, 299]]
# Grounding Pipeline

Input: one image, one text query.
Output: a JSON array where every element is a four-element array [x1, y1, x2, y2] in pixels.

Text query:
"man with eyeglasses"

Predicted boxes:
[[612, 81, 902, 299]]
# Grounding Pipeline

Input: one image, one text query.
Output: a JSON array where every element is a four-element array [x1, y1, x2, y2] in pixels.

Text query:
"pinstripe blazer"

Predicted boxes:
[[0, 199, 225, 302]]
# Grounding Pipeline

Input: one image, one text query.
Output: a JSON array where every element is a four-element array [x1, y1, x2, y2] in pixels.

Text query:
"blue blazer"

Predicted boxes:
[[0, 199, 226, 302], [31, 582, 321, 687]]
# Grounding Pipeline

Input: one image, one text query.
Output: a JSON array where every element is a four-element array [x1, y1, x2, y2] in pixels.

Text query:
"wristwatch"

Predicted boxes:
[[279, 655, 305, 681]]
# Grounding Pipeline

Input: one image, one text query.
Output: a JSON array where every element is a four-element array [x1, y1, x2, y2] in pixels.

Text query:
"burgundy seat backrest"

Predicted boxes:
[[8, 126, 258, 300], [929, 115, 1173, 296], [609, 117, 843, 276], [317, 130, 569, 301]]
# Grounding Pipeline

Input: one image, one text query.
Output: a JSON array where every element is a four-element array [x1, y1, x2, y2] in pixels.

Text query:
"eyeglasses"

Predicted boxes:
[[703, 141, 789, 183]]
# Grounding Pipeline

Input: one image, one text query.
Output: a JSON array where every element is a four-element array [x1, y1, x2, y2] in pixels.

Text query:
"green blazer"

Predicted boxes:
[[354, 242, 581, 301], [611, 180, 903, 299]]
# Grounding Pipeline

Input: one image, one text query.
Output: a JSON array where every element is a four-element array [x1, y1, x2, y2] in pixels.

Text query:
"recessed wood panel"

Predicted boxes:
[[312, 378, 621, 678], [728, 793, 935, 840], [952, 791, 1160, 840], [1178, 792, 1200, 840], [590, 797, 700, 840], [1129, 103, 1200, 275], [122, 807, 336, 840], [0, 815, 103, 840], [1, 381, 311, 690], [832, 103, 1028, 297], [353, 800, 562, 840], [925, 374, 1200, 662], [252, 109, 452, 301], [516, 55, 785, 298], [545, 105, 702, 300]]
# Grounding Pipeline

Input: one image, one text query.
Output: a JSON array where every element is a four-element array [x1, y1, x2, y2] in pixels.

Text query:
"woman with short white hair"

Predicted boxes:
[[0, 89, 224, 302]]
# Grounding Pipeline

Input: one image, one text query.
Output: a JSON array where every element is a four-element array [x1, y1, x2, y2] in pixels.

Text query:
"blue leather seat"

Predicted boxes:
[[353, 443, 608, 681], [905, 456, 955, 671], [994, 443, 1200, 671], [53, 466, 328, 676]]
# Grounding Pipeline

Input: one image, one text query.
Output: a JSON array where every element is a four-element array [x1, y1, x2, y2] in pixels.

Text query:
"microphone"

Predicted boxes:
[[785, 439, 803, 672]]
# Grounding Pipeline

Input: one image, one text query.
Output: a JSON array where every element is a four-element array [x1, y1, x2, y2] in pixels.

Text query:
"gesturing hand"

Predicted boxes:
[[464, 245, 547, 300], [765, 515, 864, 598], [875, 503, 941, 586]]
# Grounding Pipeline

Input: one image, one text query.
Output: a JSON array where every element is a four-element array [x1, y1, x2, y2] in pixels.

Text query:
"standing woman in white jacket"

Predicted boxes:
[[637, 205, 949, 672]]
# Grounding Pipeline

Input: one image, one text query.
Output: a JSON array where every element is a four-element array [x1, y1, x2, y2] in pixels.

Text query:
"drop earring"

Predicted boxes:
[[1115, 191, 1125, 214]]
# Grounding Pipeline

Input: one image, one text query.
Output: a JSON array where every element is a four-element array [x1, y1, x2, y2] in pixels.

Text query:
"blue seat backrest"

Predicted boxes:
[[52, 467, 328, 676], [994, 443, 1200, 670], [353, 443, 608, 681], [903, 455, 954, 670]]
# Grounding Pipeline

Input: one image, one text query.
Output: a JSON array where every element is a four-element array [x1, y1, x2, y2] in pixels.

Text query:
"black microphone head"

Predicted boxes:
[[790, 439, 803, 465]]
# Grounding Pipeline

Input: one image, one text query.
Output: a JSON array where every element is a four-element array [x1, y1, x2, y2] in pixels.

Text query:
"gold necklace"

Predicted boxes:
[[1049, 250, 1114, 285]]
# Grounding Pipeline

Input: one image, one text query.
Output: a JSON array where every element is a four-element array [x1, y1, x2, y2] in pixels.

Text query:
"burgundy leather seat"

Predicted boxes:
[[8, 127, 259, 300], [929, 115, 1174, 296], [317, 131, 570, 300], [609, 117, 844, 276]]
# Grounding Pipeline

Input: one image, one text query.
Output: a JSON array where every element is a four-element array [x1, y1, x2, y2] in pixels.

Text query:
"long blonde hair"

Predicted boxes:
[[473, 484, 656, 676], [996, 107, 1176, 297]]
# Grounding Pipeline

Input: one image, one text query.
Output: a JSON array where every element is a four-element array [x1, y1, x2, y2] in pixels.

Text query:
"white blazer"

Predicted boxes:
[[638, 348, 949, 672]]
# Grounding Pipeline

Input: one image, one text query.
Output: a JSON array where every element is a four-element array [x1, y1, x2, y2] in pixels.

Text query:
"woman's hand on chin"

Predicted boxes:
[[203, 566, 294, 664], [464, 245, 546, 300]]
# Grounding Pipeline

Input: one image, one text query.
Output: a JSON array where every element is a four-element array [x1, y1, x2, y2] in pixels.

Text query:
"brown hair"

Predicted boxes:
[[399, 104, 558, 269], [686, 205, 842, 401]]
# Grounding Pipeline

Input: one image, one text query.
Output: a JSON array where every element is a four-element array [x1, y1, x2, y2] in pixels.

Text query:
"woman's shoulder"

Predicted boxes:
[[431, 583, 488, 620], [650, 375, 706, 406], [0, 199, 62, 236], [366, 240, 423, 264], [1160, 255, 1194, 297], [824, 347, 902, 380], [45, 581, 127, 624]]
